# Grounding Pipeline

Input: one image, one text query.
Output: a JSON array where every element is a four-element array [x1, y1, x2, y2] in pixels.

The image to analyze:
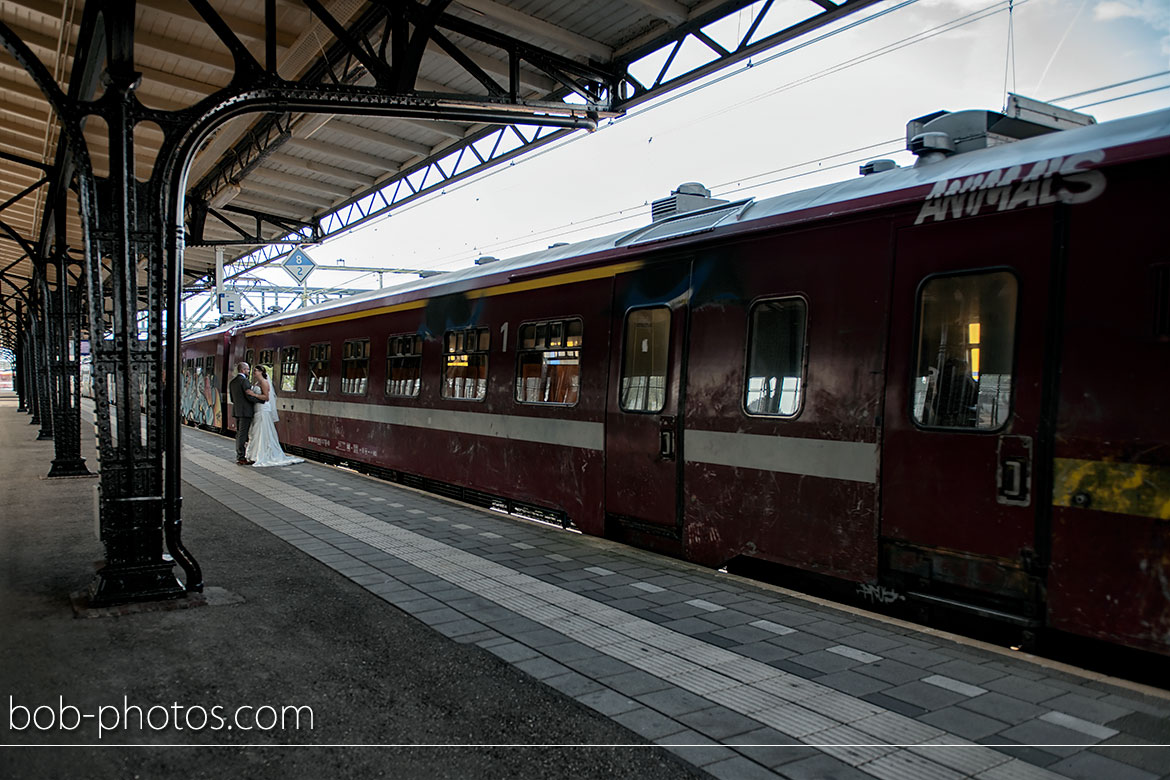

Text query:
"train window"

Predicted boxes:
[[258, 349, 274, 370], [387, 335, 422, 398], [744, 298, 807, 417], [912, 271, 1017, 430], [341, 339, 370, 395], [203, 356, 214, 376], [308, 343, 331, 393], [516, 319, 582, 405], [244, 348, 254, 367], [280, 347, 299, 393], [442, 326, 489, 401], [620, 307, 670, 413]]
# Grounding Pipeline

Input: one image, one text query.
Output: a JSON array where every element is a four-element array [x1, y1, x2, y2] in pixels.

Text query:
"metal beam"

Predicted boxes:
[[453, 0, 613, 61], [327, 120, 432, 157], [264, 151, 376, 188], [623, 0, 689, 26], [248, 166, 356, 198], [137, 0, 300, 49], [237, 179, 336, 210], [0, 150, 52, 172], [285, 136, 403, 172]]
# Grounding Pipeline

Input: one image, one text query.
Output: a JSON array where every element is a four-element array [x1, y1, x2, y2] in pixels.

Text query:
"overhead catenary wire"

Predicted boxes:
[[1072, 84, 1170, 111], [312, 0, 958, 253], [1049, 70, 1170, 103], [345, 1, 1034, 272], [403, 138, 905, 270], [225, 0, 1161, 304]]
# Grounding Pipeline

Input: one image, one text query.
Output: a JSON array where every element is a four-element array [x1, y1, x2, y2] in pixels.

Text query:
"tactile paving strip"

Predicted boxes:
[[186, 445, 1070, 780]]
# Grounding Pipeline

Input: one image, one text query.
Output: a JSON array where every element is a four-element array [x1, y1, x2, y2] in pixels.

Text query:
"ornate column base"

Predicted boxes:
[[88, 561, 187, 606], [48, 457, 92, 478]]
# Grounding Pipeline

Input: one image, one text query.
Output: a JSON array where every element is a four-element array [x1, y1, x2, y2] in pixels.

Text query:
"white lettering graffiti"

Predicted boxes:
[[336, 440, 378, 458], [856, 583, 905, 605], [915, 150, 1107, 225]]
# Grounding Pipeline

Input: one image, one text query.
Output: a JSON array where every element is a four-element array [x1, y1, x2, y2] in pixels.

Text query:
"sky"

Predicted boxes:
[[194, 0, 1170, 321]]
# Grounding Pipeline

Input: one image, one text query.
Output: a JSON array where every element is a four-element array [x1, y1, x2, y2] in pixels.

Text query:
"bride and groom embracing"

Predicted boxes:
[[229, 361, 304, 468]]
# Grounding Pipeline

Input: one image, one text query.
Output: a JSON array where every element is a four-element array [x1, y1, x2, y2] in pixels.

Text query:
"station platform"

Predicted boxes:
[[2, 392, 1169, 778]]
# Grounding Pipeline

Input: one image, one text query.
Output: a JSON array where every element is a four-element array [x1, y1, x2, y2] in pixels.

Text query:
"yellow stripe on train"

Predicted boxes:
[[1053, 458, 1170, 521], [247, 259, 646, 338]]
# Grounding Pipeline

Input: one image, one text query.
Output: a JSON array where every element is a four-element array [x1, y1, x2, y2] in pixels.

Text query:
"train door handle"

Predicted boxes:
[[1000, 457, 1028, 501], [659, 416, 676, 460]]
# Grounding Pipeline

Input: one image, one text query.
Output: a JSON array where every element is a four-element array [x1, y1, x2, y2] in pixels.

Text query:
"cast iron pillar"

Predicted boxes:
[[15, 302, 27, 412], [25, 301, 45, 433], [46, 199, 91, 477], [48, 272, 91, 478], [83, 4, 187, 604], [33, 279, 54, 441]]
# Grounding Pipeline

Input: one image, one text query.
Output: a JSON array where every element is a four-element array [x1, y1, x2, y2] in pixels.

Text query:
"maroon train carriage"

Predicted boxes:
[[186, 102, 1170, 657], [178, 326, 230, 430]]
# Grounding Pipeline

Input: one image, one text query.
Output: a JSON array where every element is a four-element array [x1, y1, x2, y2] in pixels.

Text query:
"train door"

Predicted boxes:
[[604, 266, 690, 542], [880, 208, 1054, 619]]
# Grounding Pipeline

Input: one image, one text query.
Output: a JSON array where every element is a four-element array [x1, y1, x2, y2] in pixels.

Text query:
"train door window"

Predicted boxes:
[[442, 327, 489, 401], [258, 348, 273, 372], [912, 271, 1017, 430], [203, 356, 215, 377], [387, 335, 422, 397], [244, 348, 254, 367], [620, 307, 670, 412], [308, 343, 331, 393], [341, 339, 370, 395], [280, 347, 299, 393], [516, 318, 582, 405], [744, 297, 807, 417]]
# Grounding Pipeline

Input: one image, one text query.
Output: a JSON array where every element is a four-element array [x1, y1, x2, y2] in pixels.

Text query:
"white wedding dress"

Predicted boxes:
[[245, 384, 304, 468]]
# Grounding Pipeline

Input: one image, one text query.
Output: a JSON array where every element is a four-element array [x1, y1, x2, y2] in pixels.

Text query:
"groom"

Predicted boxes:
[[229, 361, 258, 465]]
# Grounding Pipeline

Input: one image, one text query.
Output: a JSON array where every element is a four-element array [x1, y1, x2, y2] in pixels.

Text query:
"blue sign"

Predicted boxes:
[[282, 248, 317, 284]]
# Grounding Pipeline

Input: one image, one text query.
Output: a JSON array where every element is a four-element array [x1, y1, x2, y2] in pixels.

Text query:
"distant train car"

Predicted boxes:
[[179, 327, 230, 430], [187, 102, 1170, 656]]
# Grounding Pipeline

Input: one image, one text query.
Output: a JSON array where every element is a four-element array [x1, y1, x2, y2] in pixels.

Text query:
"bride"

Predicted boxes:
[[244, 365, 304, 468]]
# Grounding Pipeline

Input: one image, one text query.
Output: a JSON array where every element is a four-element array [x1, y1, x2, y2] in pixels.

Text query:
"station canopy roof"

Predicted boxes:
[[0, 0, 880, 319]]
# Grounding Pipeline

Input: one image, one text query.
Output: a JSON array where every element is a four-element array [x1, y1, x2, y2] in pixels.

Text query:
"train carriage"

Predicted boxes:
[[179, 327, 229, 430], [189, 102, 1170, 656]]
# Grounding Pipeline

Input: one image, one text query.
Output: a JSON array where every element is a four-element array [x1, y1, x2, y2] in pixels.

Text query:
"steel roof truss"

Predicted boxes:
[[0, 177, 49, 216], [190, 202, 321, 249]]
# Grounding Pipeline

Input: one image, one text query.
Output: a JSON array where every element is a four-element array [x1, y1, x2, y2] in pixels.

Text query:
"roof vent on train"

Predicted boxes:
[[906, 94, 1095, 166], [859, 159, 898, 176], [651, 182, 728, 222], [474, 256, 499, 265]]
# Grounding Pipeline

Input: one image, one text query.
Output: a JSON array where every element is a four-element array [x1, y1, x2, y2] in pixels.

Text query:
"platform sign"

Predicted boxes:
[[282, 248, 317, 285], [218, 291, 242, 316]]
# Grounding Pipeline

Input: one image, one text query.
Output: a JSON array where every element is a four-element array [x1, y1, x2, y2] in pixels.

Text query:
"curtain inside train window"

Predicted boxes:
[[442, 327, 489, 401], [744, 297, 807, 417], [341, 339, 370, 395], [516, 319, 582, 405], [912, 271, 1017, 430], [308, 343, 331, 393], [280, 346, 299, 393], [387, 335, 422, 398], [620, 307, 670, 413]]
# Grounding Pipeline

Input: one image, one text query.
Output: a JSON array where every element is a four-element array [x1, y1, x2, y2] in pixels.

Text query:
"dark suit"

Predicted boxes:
[[229, 372, 257, 461]]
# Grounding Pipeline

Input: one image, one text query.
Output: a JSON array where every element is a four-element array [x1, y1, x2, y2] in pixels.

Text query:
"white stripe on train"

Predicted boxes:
[[275, 398, 878, 484]]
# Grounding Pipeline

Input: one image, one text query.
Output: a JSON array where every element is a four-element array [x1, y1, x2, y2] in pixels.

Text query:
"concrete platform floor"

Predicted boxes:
[[0, 396, 705, 778], [3, 393, 1169, 779]]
